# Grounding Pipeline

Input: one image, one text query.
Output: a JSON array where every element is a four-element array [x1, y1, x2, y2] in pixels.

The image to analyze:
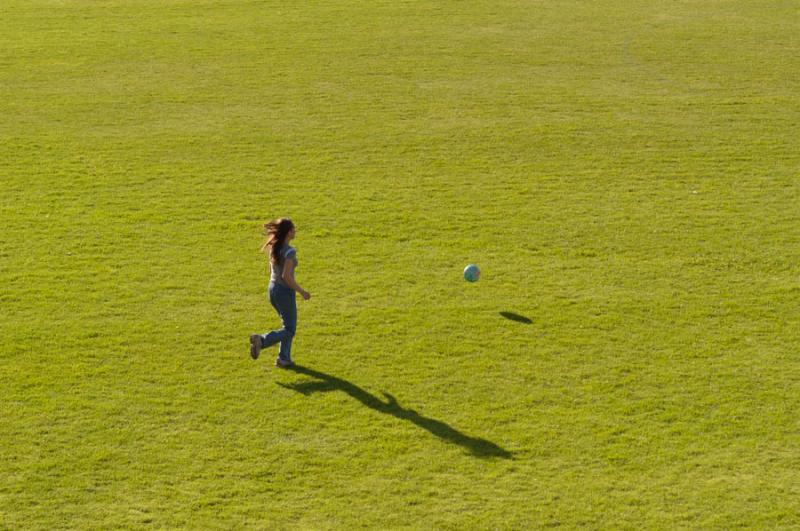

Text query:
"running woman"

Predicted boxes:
[[250, 218, 310, 368]]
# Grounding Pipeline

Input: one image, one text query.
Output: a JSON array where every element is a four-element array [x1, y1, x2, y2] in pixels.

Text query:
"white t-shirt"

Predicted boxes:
[[270, 245, 297, 287]]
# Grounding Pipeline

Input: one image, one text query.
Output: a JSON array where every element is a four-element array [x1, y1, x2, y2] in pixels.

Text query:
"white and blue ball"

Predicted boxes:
[[463, 264, 481, 282]]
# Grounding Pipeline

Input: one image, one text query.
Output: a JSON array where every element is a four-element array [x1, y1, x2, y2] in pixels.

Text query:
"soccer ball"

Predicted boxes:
[[463, 264, 480, 282]]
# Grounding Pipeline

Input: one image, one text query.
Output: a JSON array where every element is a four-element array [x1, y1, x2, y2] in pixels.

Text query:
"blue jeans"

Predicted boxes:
[[260, 282, 297, 362]]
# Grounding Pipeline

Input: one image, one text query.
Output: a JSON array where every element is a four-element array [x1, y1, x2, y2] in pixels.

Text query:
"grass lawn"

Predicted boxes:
[[1, 0, 799, 527]]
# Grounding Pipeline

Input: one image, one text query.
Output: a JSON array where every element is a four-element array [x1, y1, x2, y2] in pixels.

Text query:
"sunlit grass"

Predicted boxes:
[[1, 0, 798, 527]]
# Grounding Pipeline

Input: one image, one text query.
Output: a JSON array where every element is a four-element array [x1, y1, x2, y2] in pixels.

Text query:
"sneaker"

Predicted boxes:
[[249, 334, 262, 360], [275, 358, 295, 369]]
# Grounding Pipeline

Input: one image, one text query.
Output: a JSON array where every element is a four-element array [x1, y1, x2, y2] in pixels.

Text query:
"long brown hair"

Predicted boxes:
[[262, 218, 295, 263]]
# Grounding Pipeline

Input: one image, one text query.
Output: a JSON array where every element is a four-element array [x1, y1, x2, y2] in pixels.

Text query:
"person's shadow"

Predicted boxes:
[[278, 365, 513, 459]]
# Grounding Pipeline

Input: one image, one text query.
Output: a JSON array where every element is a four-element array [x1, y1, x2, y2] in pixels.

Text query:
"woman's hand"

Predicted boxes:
[[300, 290, 311, 301]]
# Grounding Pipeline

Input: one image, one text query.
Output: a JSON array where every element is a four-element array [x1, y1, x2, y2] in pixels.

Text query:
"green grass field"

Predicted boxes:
[[2, 0, 799, 528]]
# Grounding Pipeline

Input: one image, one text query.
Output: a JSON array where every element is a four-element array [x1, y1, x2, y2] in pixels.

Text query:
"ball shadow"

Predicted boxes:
[[499, 311, 533, 324]]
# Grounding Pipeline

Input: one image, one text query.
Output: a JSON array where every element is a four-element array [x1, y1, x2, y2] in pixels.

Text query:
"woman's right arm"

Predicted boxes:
[[281, 260, 310, 300]]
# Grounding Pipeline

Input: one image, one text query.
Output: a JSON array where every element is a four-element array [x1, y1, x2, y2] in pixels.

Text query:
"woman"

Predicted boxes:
[[250, 218, 311, 368]]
